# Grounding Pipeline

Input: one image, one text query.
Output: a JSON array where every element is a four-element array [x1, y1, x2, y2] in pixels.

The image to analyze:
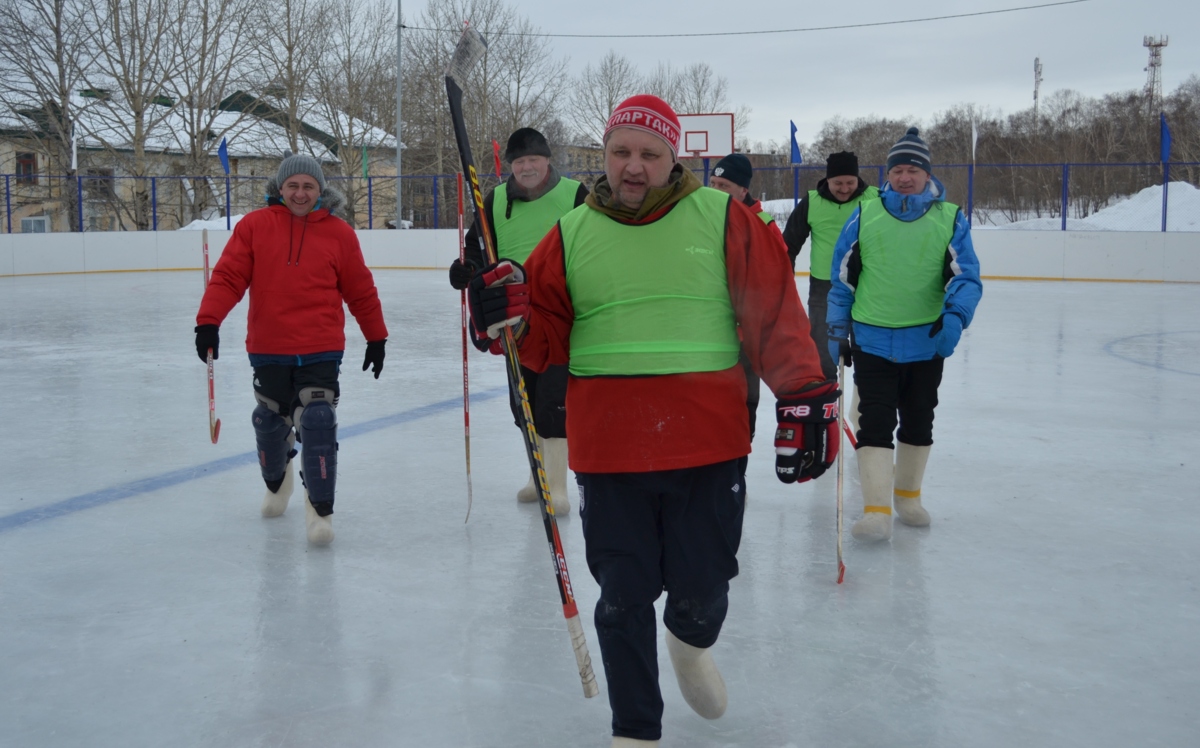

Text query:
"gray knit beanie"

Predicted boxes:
[[276, 151, 327, 192]]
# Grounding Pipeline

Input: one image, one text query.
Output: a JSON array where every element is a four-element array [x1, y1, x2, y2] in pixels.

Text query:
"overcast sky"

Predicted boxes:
[[494, 0, 1199, 150]]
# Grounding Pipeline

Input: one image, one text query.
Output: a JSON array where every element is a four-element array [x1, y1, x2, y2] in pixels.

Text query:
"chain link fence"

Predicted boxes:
[[4, 162, 1199, 233]]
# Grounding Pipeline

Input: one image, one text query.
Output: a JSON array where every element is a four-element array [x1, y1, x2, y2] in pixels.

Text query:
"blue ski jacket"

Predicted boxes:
[[827, 176, 982, 363]]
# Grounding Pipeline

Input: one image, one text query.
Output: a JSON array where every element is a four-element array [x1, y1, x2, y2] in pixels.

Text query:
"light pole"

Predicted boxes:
[[395, 1, 403, 227]]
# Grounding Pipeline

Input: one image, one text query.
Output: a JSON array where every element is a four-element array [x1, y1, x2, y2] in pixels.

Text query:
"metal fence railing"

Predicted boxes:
[[4, 161, 1198, 233]]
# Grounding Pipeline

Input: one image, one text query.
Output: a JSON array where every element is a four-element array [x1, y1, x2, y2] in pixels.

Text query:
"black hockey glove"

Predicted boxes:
[[467, 260, 530, 340], [362, 339, 386, 379], [774, 381, 841, 484], [195, 324, 219, 363], [449, 258, 477, 290], [827, 320, 851, 367]]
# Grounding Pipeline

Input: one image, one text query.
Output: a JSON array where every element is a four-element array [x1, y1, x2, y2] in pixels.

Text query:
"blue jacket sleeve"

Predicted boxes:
[[944, 209, 983, 327], [826, 206, 862, 329]]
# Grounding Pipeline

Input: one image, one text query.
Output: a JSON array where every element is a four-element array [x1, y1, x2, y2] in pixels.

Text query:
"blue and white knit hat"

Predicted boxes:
[[886, 127, 931, 174]]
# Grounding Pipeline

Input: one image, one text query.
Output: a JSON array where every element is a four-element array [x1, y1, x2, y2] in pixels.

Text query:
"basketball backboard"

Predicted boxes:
[[676, 113, 735, 158]]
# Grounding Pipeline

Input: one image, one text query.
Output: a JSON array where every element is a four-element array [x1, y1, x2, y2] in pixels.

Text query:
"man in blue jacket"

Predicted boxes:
[[827, 128, 982, 541]]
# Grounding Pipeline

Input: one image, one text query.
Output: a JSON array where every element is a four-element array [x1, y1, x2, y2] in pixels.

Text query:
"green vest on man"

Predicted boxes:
[[560, 187, 741, 377], [494, 177, 583, 264], [806, 185, 879, 280]]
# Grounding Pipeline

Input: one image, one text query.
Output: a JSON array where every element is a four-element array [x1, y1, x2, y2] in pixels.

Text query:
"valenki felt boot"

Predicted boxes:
[[850, 446, 894, 541], [894, 442, 932, 527]]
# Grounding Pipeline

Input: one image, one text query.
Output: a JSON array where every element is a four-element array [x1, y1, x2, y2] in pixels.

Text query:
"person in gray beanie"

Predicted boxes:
[[195, 150, 387, 546]]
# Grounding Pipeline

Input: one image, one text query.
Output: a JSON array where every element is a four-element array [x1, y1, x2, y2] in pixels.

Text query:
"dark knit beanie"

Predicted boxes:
[[711, 153, 752, 189], [504, 127, 552, 163], [276, 151, 327, 192], [825, 151, 859, 179], [886, 127, 932, 174]]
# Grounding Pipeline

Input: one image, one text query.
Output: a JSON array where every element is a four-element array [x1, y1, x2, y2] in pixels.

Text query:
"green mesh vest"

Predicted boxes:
[[807, 185, 878, 280], [493, 177, 581, 264], [851, 198, 957, 328], [560, 188, 741, 377]]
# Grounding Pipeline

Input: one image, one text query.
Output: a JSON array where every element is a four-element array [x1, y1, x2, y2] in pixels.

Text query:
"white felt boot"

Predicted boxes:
[[516, 437, 542, 503], [848, 381, 862, 435], [665, 629, 727, 720], [612, 738, 659, 747], [543, 437, 570, 516], [894, 442, 932, 527], [851, 446, 894, 541], [260, 459, 295, 518], [304, 491, 334, 545]]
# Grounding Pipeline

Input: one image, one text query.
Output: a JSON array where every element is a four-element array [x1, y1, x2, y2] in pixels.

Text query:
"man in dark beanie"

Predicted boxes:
[[782, 151, 879, 383], [827, 127, 982, 542], [708, 152, 789, 440], [448, 127, 588, 515], [195, 151, 388, 546]]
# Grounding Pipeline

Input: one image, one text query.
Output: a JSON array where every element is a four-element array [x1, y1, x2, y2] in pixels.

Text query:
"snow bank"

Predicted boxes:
[[988, 182, 1200, 232]]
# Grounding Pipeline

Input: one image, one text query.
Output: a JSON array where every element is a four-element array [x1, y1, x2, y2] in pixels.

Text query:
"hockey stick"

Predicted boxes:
[[458, 173, 475, 523], [446, 26, 599, 699], [836, 357, 846, 584], [202, 229, 221, 444]]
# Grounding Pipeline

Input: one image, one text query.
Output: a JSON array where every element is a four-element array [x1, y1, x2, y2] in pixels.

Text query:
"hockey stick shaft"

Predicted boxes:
[[202, 229, 221, 444], [445, 28, 598, 699], [836, 358, 846, 584], [458, 173, 474, 523]]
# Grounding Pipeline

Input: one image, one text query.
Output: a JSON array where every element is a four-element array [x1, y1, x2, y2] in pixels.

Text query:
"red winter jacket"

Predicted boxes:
[[196, 203, 387, 355], [518, 189, 826, 474]]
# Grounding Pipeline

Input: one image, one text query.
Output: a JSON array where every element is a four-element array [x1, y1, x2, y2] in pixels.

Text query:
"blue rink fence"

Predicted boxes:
[[3, 161, 1198, 233]]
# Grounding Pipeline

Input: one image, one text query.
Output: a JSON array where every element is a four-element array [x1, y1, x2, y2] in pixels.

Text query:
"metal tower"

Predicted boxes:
[[1033, 57, 1043, 128], [1143, 36, 1168, 113]]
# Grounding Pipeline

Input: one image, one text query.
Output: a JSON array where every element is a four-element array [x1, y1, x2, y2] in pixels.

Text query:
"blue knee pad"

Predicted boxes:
[[252, 403, 294, 486], [299, 400, 338, 507]]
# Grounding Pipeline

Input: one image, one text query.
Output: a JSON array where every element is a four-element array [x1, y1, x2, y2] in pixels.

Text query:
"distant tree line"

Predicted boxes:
[[1, 0, 1196, 228]]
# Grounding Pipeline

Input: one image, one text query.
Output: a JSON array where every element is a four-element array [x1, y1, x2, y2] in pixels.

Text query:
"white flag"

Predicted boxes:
[[971, 119, 978, 162]]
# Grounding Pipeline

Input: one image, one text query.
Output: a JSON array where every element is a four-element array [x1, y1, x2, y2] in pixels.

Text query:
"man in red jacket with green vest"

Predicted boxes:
[[449, 127, 588, 514], [467, 95, 839, 748], [195, 152, 388, 546]]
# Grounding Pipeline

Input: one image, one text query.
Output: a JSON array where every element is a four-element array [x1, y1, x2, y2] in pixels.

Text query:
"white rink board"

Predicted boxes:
[[0, 229, 1197, 282]]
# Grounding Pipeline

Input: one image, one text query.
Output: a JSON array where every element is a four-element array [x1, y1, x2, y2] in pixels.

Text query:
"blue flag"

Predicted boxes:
[[217, 137, 231, 175], [1160, 113, 1172, 163], [789, 120, 802, 164]]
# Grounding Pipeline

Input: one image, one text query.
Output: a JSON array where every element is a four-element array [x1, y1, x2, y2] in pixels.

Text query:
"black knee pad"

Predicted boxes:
[[299, 400, 337, 508], [252, 403, 294, 485]]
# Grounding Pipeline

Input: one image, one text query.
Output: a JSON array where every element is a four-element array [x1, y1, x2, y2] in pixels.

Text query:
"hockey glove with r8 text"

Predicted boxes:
[[774, 381, 841, 484]]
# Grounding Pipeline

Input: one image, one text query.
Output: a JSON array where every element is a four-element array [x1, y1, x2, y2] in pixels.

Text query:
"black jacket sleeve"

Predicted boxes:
[[463, 190, 495, 268], [782, 196, 812, 270], [573, 182, 589, 207]]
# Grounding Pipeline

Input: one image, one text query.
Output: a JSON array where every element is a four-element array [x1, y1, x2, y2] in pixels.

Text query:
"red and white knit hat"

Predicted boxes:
[[604, 94, 681, 158]]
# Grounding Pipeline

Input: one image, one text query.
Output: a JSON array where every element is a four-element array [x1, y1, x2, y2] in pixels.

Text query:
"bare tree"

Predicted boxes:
[[81, 0, 184, 230], [248, 0, 332, 153], [0, 0, 93, 229], [568, 51, 640, 145], [164, 0, 257, 224], [313, 0, 396, 226]]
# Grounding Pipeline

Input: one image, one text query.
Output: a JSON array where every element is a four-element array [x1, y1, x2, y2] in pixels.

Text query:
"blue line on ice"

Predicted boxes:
[[1103, 330, 1200, 377], [0, 387, 507, 534]]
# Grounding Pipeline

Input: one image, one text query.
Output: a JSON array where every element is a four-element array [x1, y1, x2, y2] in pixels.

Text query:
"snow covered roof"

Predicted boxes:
[[7, 90, 400, 163]]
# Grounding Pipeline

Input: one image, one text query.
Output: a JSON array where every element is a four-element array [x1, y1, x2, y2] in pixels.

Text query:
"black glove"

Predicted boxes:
[[195, 324, 219, 363], [467, 261, 529, 340], [827, 320, 851, 367], [449, 258, 477, 290], [774, 381, 841, 484], [362, 339, 386, 379]]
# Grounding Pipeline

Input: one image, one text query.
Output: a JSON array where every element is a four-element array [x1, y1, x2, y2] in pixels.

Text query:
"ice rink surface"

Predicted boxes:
[[1, 268, 1198, 748]]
